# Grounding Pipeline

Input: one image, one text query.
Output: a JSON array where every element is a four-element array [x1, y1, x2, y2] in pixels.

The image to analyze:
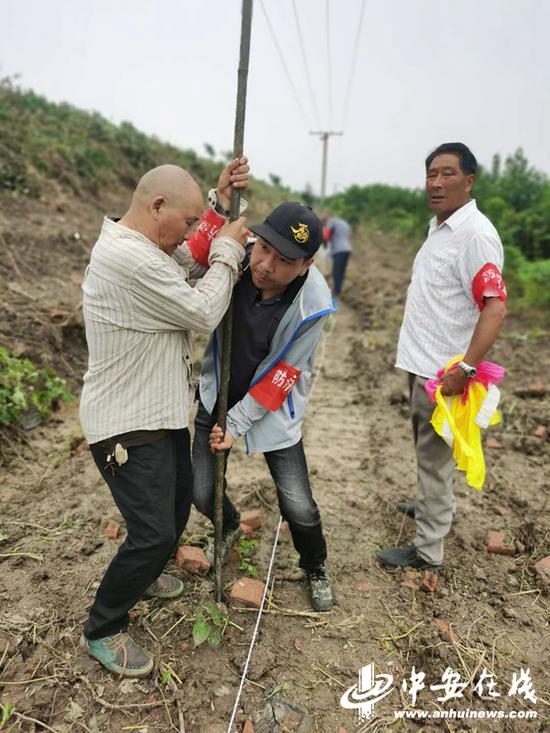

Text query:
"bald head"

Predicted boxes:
[[119, 164, 204, 255], [133, 164, 202, 209]]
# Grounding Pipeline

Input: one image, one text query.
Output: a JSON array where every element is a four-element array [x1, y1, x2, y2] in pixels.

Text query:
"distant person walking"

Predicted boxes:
[[377, 142, 507, 572], [79, 159, 249, 677], [323, 214, 353, 298]]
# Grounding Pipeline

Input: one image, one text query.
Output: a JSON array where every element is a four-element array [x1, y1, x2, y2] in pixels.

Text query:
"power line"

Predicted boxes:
[[325, 0, 333, 129], [291, 0, 320, 128], [341, 0, 367, 129], [259, 0, 312, 129]]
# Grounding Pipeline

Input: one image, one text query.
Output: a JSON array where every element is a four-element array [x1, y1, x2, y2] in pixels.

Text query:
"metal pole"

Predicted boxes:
[[310, 130, 343, 200], [214, 0, 253, 603]]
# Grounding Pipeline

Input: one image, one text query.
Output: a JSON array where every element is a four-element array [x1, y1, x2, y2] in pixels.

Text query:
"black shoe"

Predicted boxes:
[[377, 543, 441, 570], [306, 565, 334, 612], [397, 501, 416, 519]]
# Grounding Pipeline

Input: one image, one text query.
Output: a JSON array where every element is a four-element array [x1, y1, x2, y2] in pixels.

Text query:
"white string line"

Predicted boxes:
[[259, 0, 312, 129], [341, 0, 367, 130], [225, 308, 338, 732], [226, 515, 282, 733]]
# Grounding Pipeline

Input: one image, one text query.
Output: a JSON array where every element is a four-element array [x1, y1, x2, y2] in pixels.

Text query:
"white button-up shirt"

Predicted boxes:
[[80, 218, 243, 444], [396, 200, 504, 379]]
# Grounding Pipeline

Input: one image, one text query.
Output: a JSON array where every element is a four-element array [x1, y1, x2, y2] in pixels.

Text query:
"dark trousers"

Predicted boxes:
[[192, 401, 327, 571], [84, 429, 192, 640], [332, 252, 351, 296]]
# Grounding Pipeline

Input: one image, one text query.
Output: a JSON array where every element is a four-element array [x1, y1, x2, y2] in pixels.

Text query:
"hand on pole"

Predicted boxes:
[[209, 423, 235, 452], [217, 156, 249, 211], [219, 216, 249, 247]]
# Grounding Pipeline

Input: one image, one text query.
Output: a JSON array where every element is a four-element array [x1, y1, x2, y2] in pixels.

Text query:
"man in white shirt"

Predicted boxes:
[[80, 160, 249, 677], [377, 143, 507, 571]]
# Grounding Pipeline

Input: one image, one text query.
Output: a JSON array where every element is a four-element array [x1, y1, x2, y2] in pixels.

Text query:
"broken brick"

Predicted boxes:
[[533, 425, 548, 440], [240, 522, 257, 539], [514, 383, 547, 398], [356, 582, 382, 592], [240, 509, 262, 530], [243, 721, 255, 733], [533, 556, 550, 586], [496, 505, 511, 516], [486, 436, 503, 449], [400, 580, 417, 590], [420, 570, 438, 593], [175, 545, 210, 575], [486, 530, 516, 556], [293, 638, 303, 652], [433, 618, 454, 643], [229, 577, 265, 609], [104, 521, 121, 539]]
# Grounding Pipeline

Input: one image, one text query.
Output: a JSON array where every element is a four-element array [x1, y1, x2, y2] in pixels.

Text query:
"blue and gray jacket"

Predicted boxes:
[[199, 265, 337, 454]]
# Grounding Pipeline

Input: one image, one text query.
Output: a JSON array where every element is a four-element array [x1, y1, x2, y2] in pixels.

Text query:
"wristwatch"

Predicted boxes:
[[458, 360, 477, 378], [208, 188, 248, 219]]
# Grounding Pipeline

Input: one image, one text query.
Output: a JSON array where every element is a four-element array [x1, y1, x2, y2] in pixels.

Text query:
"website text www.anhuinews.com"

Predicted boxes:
[[394, 708, 538, 720]]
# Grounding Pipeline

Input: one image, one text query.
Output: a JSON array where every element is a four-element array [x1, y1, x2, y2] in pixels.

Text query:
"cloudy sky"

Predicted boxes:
[[2, 0, 549, 194]]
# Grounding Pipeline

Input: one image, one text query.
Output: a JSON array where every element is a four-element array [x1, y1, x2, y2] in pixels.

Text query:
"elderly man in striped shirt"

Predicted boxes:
[[377, 142, 507, 572], [79, 159, 249, 676]]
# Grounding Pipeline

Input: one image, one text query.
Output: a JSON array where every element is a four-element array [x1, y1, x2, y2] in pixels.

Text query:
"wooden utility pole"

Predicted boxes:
[[310, 130, 343, 199], [214, 0, 253, 603]]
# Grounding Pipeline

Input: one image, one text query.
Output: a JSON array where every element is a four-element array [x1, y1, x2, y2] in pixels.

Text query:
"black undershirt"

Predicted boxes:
[[227, 257, 307, 409]]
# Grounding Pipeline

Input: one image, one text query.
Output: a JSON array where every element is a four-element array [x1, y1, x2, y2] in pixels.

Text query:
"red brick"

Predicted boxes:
[[293, 638, 303, 652], [433, 618, 454, 643], [420, 570, 438, 593], [533, 425, 548, 440], [240, 523, 257, 539], [486, 436, 503, 449], [486, 530, 516, 556], [400, 580, 417, 590], [533, 556, 550, 586], [356, 582, 383, 592], [229, 577, 265, 609], [240, 510, 263, 530], [243, 721, 255, 733], [496, 505, 511, 516], [104, 520, 121, 539], [339, 727, 349, 733], [175, 545, 210, 575]]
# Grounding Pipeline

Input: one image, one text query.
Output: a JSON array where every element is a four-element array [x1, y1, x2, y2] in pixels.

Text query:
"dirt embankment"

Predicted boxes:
[[0, 198, 549, 732]]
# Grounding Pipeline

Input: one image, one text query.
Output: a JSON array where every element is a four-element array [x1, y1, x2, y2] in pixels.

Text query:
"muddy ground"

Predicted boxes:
[[0, 192, 549, 732]]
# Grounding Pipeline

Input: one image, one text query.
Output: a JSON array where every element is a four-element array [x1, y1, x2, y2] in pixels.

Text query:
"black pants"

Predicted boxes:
[[192, 402, 327, 571], [84, 429, 192, 640]]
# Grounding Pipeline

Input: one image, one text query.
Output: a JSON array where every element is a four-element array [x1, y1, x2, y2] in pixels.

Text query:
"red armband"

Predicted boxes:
[[323, 226, 331, 243], [249, 360, 301, 411], [472, 262, 507, 311], [187, 208, 225, 268]]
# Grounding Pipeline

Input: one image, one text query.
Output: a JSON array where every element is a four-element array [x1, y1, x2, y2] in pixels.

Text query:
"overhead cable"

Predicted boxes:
[[325, 0, 333, 129], [291, 0, 321, 129], [341, 0, 367, 129], [259, 0, 312, 129]]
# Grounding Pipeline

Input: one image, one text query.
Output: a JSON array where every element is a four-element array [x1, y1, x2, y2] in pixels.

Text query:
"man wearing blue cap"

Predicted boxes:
[[192, 202, 337, 611]]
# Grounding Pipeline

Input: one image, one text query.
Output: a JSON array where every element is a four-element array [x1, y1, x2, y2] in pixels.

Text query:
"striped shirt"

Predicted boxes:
[[396, 200, 504, 379], [79, 217, 243, 444]]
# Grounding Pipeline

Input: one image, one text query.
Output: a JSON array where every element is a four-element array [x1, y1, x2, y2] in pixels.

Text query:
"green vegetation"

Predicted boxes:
[[0, 347, 72, 428], [327, 149, 550, 315], [0, 77, 287, 214], [236, 536, 258, 577], [192, 601, 230, 648]]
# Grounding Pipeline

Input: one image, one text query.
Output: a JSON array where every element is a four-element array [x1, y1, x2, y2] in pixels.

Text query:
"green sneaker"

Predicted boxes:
[[306, 565, 334, 612], [205, 525, 242, 566], [81, 631, 154, 677], [144, 573, 184, 599]]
